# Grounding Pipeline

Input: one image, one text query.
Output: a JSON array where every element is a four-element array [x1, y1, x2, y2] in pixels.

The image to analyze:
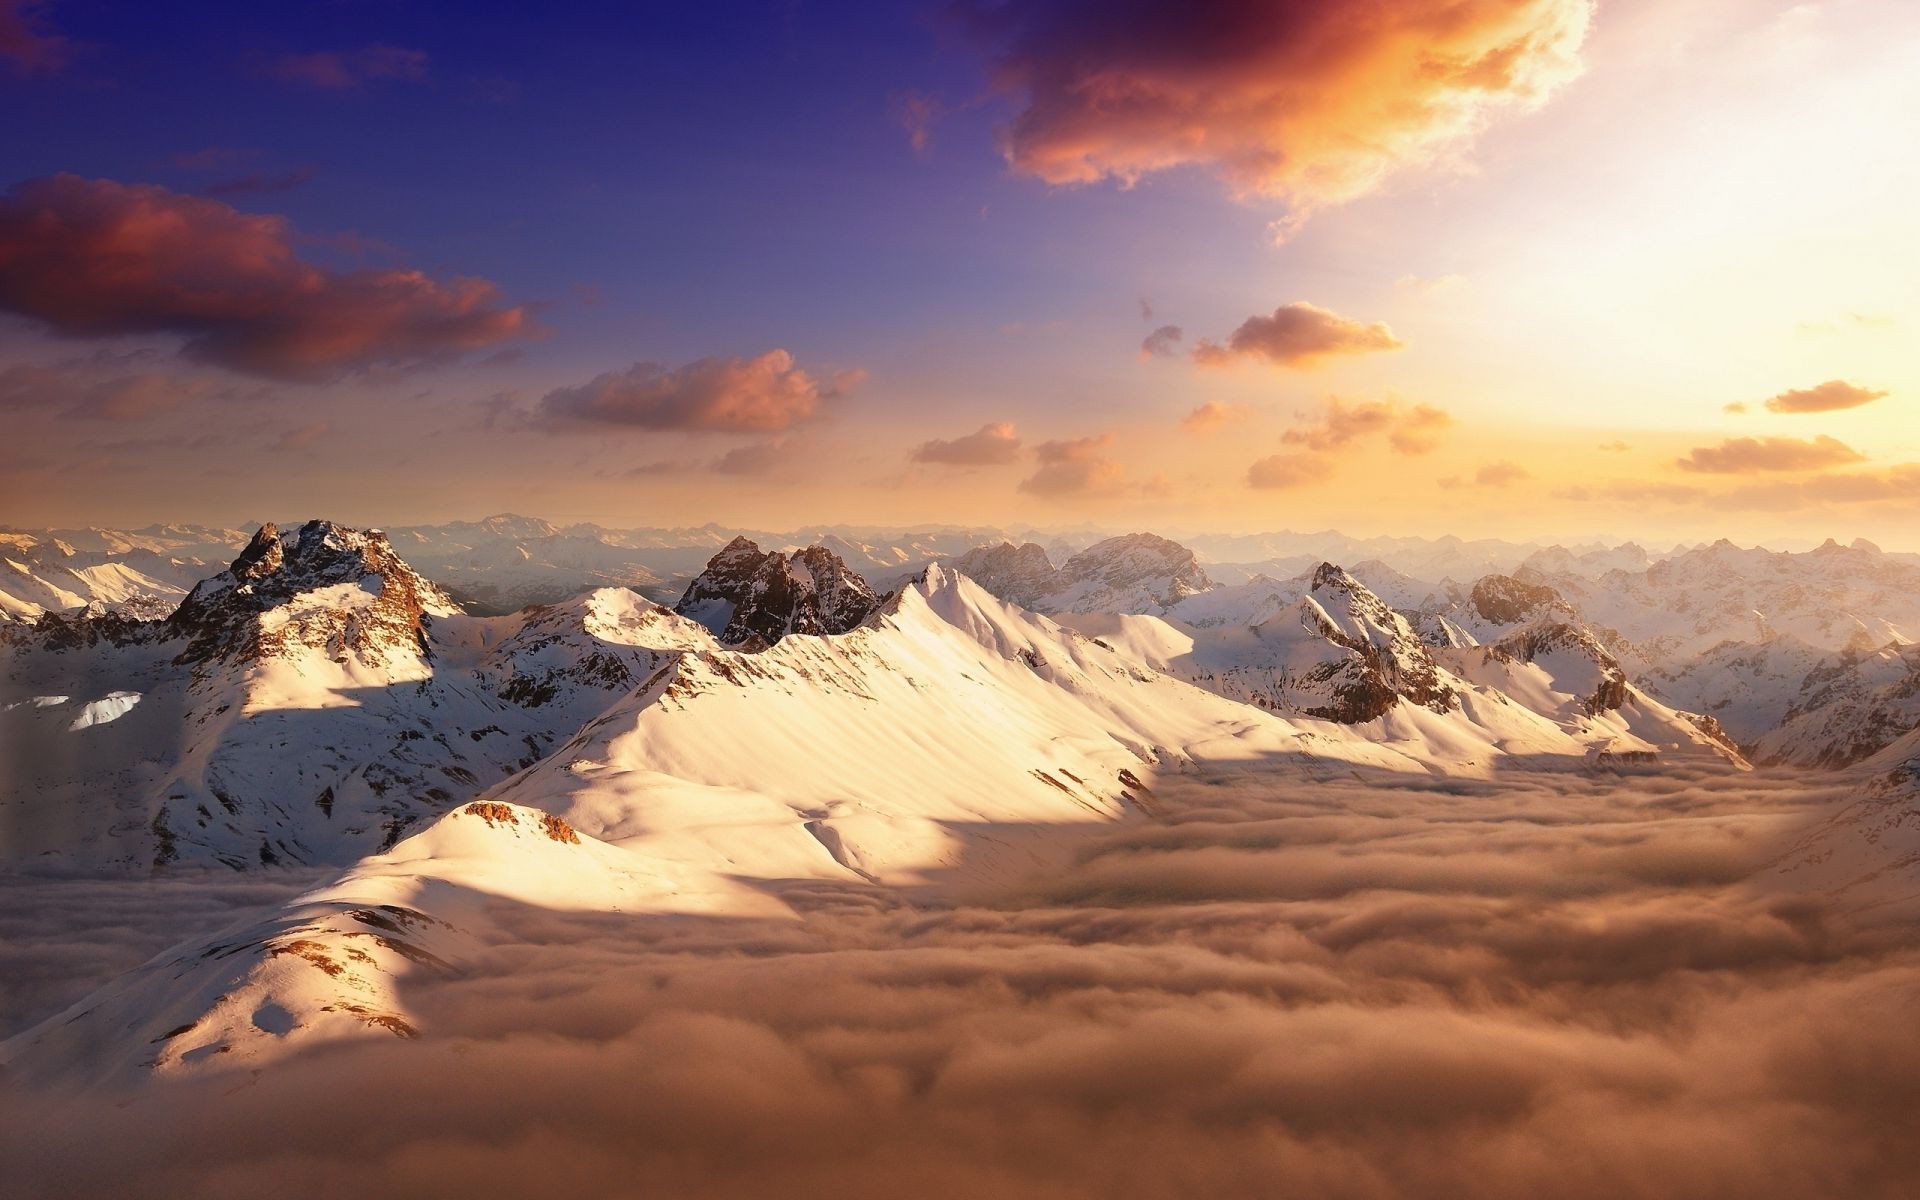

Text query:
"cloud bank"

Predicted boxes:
[[972, 0, 1594, 221], [1019, 433, 1125, 496], [542, 351, 855, 432], [912, 422, 1024, 466], [0, 175, 530, 381], [1193, 303, 1402, 368], [1764, 380, 1888, 414], [3, 770, 1912, 1199], [1676, 436, 1866, 474]]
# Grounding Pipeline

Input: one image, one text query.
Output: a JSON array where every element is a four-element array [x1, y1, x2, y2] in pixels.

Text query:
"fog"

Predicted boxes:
[[5, 768, 1917, 1199]]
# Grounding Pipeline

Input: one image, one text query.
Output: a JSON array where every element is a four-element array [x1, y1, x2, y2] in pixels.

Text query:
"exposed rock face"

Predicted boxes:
[[946, 542, 1057, 610], [1050, 533, 1216, 614], [1492, 621, 1631, 715], [1470, 574, 1567, 626], [1297, 564, 1457, 722], [168, 521, 460, 668], [1755, 641, 1920, 768], [673, 537, 879, 645], [948, 532, 1216, 615]]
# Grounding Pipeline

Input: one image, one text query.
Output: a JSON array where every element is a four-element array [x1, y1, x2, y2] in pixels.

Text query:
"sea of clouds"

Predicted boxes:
[[4, 766, 1917, 1199]]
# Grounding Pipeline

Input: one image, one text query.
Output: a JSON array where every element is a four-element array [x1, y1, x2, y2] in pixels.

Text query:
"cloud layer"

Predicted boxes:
[[912, 422, 1023, 466], [1019, 433, 1124, 496], [1676, 436, 1866, 474], [542, 351, 854, 432], [1764, 380, 1888, 414], [974, 0, 1594, 219], [1193, 303, 1402, 368], [0, 175, 530, 380], [4, 769, 1913, 1199]]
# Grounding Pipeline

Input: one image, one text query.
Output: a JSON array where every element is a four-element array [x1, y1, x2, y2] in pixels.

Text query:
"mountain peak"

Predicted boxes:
[[230, 522, 285, 580], [1469, 574, 1565, 626], [1310, 561, 1359, 592], [674, 540, 879, 645], [168, 519, 457, 667]]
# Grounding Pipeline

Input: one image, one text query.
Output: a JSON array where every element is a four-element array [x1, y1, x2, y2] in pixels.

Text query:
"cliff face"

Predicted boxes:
[[674, 537, 879, 645], [167, 520, 459, 669]]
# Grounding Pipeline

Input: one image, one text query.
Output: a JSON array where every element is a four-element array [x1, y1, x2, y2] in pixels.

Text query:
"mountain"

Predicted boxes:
[[1458, 541, 1920, 753], [1528, 538, 1920, 666], [672, 537, 880, 644], [944, 532, 1215, 615], [0, 521, 711, 869], [1060, 562, 1737, 768], [0, 532, 212, 623], [944, 542, 1059, 610], [1752, 641, 1920, 767], [386, 514, 666, 613], [1767, 728, 1920, 916]]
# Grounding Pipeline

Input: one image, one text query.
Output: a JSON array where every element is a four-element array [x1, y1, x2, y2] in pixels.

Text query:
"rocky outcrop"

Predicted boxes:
[[1297, 564, 1457, 721], [674, 537, 879, 645], [167, 521, 460, 668], [1050, 533, 1215, 613], [1491, 621, 1631, 715], [946, 542, 1057, 610], [948, 532, 1216, 615], [1470, 574, 1567, 626]]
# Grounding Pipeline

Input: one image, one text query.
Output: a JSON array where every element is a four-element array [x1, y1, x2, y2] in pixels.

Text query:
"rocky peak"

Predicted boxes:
[[1492, 621, 1631, 715], [1295, 562, 1456, 721], [946, 541, 1057, 610], [229, 522, 286, 580], [168, 520, 458, 667], [674, 538, 879, 646], [1469, 574, 1567, 626], [1063, 534, 1213, 597]]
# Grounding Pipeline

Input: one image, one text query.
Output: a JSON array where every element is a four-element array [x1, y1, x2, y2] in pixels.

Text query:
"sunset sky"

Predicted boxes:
[[2, 0, 1915, 547]]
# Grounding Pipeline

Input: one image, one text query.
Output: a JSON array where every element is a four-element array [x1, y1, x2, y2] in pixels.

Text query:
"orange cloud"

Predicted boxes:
[[911, 422, 1023, 466], [1281, 398, 1450, 456], [975, 0, 1593, 220], [1443, 461, 1531, 489], [712, 439, 792, 477], [1388, 404, 1453, 456], [0, 175, 529, 380], [1193, 303, 1402, 368], [1763, 380, 1888, 414], [1246, 452, 1333, 490], [1676, 436, 1866, 474], [1181, 401, 1249, 433], [1019, 434, 1125, 497], [543, 351, 853, 432]]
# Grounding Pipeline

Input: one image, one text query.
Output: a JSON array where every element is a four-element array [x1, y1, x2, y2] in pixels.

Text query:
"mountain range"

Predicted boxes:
[[5, 517, 1919, 1089]]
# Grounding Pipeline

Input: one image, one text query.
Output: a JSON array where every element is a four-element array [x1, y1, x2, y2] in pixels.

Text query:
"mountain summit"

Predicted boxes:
[[168, 520, 459, 668], [674, 537, 879, 645]]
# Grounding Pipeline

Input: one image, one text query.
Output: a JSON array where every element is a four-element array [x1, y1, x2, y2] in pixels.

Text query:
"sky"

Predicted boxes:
[[0, 0, 1916, 548]]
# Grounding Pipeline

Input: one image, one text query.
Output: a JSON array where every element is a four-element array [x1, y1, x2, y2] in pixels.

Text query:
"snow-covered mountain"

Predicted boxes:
[[0, 521, 709, 869], [672, 537, 880, 644], [944, 533, 1214, 615], [1768, 728, 1920, 916], [385, 514, 669, 612], [0, 532, 213, 623], [1752, 641, 1920, 768]]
